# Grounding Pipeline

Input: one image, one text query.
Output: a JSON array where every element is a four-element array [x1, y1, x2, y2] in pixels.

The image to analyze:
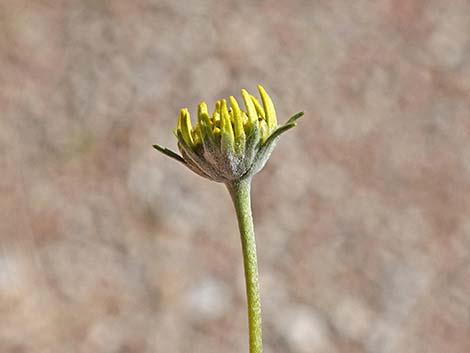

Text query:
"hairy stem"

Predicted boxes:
[[226, 178, 263, 353]]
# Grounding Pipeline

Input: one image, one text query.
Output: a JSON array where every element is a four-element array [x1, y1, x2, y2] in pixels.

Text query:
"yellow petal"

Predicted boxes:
[[258, 119, 269, 142], [179, 108, 194, 146], [212, 100, 221, 124], [230, 96, 245, 140], [213, 126, 221, 142], [250, 94, 265, 119], [241, 89, 257, 126], [198, 101, 208, 118], [193, 123, 202, 145], [258, 85, 277, 130], [197, 101, 214, 140], [220, 99, 234, 150]]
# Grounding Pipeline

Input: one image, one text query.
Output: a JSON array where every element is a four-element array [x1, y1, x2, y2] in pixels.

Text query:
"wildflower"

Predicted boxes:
[[153, 85, 303, 182], [153, 85, 302, 353]]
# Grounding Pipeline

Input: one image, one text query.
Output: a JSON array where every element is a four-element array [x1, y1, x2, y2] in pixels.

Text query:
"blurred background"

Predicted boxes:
[[1, 1, 470, 352]]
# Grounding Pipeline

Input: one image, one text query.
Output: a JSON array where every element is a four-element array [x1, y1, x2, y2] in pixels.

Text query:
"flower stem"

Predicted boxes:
[[226, 178, 263, 353]]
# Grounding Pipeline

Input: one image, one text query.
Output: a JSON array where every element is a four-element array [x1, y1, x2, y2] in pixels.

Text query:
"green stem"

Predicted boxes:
[[226, 178, 263, 353]]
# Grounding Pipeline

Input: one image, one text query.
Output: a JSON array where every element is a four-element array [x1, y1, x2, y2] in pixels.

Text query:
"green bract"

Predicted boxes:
[[154, 85, 303, 182]]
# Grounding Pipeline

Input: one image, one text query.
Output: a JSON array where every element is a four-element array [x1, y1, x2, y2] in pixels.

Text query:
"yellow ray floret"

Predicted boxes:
[[250, 94, 265, 120], [258, 85, 277, 131], [229, 96, 245, 140], [241, 89, 258, 127], [176, 86, 281, 150], [198, 101, 214, 141], [220, 99, 235, 150], [178, 108, 194, 146]]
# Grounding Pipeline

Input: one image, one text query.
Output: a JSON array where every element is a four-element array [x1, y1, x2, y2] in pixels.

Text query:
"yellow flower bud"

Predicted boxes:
[[154, 85, 303, 182]]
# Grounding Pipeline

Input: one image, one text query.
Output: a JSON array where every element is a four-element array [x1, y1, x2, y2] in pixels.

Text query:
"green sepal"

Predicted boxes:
[[179, 146, 215, 180], [153, 144, 186, 164], [261, 111, 303, 148], [241, 122, 261, 175], [176, 130, 223, 181], [286, 111, 304, 125], [261, 122, 296, 149], [247, 112, 303, 177]]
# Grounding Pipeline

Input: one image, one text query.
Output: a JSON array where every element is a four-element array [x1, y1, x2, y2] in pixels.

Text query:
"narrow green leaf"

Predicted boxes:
[[286, 111, 304, 125], [152, 144, 186, 164], [262, 122, 296, 148]]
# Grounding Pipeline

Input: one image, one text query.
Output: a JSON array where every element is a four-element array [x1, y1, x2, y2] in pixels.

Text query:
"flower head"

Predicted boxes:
[[154, 85, 303, 183]]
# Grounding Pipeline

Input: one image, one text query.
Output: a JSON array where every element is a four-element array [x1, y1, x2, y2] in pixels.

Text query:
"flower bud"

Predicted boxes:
[[154, 85, 303, 183]]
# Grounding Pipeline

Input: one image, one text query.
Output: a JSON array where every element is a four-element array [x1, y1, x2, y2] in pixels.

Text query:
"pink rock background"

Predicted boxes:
[[1, 1, 469, 352]]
